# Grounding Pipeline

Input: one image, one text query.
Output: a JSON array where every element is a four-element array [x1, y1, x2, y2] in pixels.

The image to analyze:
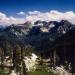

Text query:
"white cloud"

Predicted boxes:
[[0, 12, 25, 26], [17, 11, 25, 16], [25, 10, 63, 23], [25, 10, 75, 24], [8, 16, 25, 25], [0, 10, 75, 26], [28, 11, 41, 15]]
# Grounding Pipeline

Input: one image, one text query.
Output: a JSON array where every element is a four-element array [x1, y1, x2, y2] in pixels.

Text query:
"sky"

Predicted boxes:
[[0, 0, 75, 14], [0, 0, 75, 25]]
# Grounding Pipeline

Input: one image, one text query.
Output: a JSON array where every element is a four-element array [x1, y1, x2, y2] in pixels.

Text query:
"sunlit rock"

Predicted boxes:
[[24, 53, 38, 71], [50, 65, 72, 75], [10, 70, 17, 75]]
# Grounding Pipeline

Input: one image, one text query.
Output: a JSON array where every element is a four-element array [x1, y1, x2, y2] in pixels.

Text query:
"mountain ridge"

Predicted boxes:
[[0, 20, 75, 53]]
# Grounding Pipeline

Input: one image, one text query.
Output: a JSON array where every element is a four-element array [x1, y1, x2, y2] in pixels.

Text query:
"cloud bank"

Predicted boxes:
[[0, 12, 25, 26], [26, 10, 75, 24], [17, 11, 26, 16], [0, 10, 75, 26]]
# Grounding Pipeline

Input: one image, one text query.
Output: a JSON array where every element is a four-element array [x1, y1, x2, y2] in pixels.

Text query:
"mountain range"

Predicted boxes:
[[0, 20, 75, 54]]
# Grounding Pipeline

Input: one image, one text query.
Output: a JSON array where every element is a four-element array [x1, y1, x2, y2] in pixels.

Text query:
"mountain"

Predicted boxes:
[[0, 20, 75, 73], [49, 28, 75, 72], [0, 20, 75, 54]]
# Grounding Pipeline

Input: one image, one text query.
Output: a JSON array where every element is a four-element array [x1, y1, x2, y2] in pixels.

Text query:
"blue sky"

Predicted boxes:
[[0, 0, 75, 15], [0, 0, 75, 25]]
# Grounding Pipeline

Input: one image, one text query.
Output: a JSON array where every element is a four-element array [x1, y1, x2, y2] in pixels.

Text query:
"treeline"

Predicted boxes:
[[0, 38, 35, 75]]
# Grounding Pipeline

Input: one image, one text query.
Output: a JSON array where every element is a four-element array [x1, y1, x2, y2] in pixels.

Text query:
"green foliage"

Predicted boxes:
[[28, 69, 55, 75], [29, 71, 54, 75], [28, 64, 55, 75], [0, 69, 9, 75]]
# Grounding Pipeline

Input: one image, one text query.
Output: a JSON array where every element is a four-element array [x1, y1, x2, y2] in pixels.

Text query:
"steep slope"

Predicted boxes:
[[50, 28, 75, 73], [0, 20, 74, 54]]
